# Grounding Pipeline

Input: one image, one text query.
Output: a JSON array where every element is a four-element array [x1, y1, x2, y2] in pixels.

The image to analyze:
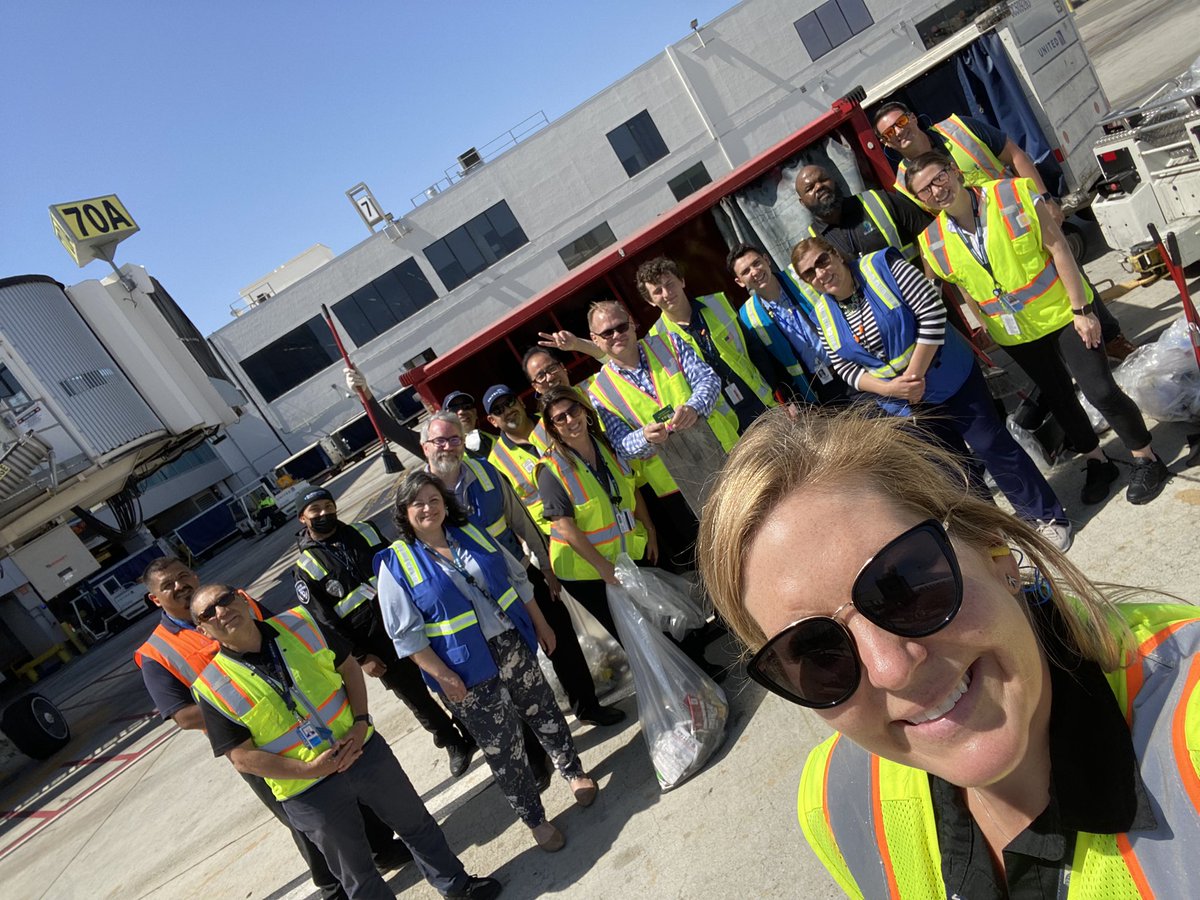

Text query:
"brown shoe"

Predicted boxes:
[[532, 821, 565, 852], [570, 776, 598, 807], [1105, 334, 1138, 361]]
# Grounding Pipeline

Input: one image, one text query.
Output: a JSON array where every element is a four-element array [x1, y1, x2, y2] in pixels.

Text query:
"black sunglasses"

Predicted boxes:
[[594, 321, 631, 341], [195, 591, 240, 623], [747, 519, 962, 708]]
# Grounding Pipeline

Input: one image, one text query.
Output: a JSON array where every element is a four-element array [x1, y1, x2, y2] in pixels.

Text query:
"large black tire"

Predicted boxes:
[[1, 693, 71, 760], [1063, 221, 1088, 264]]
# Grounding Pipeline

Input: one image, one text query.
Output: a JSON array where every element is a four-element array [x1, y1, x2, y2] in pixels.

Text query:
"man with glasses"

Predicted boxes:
[[441, 391, 494, 459], [293, 488, 478, 777], [189, 585, 501, 900], [422, 409, 624, 728], [134, 558, 410, 900]]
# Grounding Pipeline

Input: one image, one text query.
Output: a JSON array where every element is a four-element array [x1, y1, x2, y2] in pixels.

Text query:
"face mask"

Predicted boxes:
[[309, 514, 337, 535]]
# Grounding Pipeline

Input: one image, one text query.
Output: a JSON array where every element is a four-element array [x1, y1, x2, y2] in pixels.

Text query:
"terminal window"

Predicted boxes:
[[795, 0, 873, 61], [667, 162, 713, 201], [424, 200, 529, 292], [240, 315, 340, 402], [331, 258, 437, 347], [558, 222, 617, 270], [607, 110, 669, 178]]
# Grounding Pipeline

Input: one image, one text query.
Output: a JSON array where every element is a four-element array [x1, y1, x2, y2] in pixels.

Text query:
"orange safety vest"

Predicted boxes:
[[134, 590, 264, 687]]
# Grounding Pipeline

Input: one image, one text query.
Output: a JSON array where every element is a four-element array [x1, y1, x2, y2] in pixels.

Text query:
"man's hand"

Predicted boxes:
[[359, 654, 388, 678], [1073, 311, 1102, 349], [643, 422, 670, 445], [545, 570, 563, 602], [437, 671, 468, 703], [644, 528, 659, 565], [309, 738, 362, 778], [669, 405, 700, 432], [596, 558, 620, 586], [344, 367, 371, 399], [538, 330, 583, 353], [1044, 199, 1065, 227], [334, 721, 370, 772]]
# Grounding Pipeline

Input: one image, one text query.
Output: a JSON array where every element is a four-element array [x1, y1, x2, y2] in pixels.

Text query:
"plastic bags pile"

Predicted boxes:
[[1110, 318, 1200, 422], [607, 555, 727, 791]]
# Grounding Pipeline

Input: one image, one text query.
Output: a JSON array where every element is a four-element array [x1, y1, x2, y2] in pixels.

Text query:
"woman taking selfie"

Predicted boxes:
[[376, 471, 597, 852], [699, 407, 1199, 897]]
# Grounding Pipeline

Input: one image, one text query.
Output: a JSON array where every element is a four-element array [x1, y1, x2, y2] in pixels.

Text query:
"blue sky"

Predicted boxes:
[[1, 1, 735, 336]]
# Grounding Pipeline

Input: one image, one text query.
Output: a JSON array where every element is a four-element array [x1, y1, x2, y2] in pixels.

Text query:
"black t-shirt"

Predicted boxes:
[[814, 192, 931, 259], [200, 619, 352, 757], [537, 438, 624, 521]]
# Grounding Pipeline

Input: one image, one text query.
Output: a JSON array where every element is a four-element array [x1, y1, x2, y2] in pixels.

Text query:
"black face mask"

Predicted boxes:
[[308, 514, 338, 536]]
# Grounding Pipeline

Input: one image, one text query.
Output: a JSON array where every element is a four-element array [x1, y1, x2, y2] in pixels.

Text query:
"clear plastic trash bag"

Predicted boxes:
[[607, 577, 728, 791], [1109, 318, 1200, 423], [537, 592, 630, 710], [612, 554, 707, 641]]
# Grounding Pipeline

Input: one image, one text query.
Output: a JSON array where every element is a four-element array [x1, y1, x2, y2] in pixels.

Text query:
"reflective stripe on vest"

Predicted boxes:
[[462, 456, 506, 538], [858, 190, 917, 262], [587, 358, 681, 497], [137, 630, 209, 685], [935, 115, 1006, 183], [811, 263, 913, 380], [296, 552, 327, 580], [670, 293, 776, 409]]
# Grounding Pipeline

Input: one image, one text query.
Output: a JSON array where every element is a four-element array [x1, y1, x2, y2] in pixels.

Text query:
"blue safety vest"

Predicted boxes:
[[739, 270, 832, 403], [812, 249, 973, 416], [378, 524, 537, 693], [459, 456, 523, 559]]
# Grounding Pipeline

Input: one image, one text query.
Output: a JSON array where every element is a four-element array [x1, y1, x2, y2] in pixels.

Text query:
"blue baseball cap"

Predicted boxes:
[[483, 384, 518, 414], [441, 391, 474, 410]]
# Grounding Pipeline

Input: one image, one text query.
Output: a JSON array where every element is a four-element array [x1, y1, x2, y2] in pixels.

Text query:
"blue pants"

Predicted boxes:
[[916, 364, 1067, 524]]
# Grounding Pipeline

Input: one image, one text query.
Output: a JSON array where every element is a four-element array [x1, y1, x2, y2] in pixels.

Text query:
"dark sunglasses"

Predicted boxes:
[[195, 591, 240, 623], [797, 251, 837, 285], [549, 401, 585, 427], [747, 520, 962, 708], [594, 321, 631, 341]]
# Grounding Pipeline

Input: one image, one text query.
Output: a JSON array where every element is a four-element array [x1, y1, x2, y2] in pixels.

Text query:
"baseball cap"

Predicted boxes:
[[483, 384, 518, 414], [441, 391, 475, 410]]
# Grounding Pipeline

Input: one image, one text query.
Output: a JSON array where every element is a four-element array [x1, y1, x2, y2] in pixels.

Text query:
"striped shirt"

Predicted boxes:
[[818, 257, 947, 390]]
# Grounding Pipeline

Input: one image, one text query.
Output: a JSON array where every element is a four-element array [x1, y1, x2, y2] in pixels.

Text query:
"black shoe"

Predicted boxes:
[[576, 703, 626, 727], [446, 875, 503, 900], [1081, 456, 1120, 504], [529, 760, 553, 793], [373, 838, 413, 872], [1127, 455, 1170, 505], [447, 740, 475, 778]]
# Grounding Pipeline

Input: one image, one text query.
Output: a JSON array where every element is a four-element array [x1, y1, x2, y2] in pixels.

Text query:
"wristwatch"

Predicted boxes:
[[1071, 302, 1094, 316], [353, 714, 373, 726], [1040, 192, 1057, 204]]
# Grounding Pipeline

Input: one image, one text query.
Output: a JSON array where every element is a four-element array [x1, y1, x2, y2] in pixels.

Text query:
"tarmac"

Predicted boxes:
[[1, 1, 1198, 897]]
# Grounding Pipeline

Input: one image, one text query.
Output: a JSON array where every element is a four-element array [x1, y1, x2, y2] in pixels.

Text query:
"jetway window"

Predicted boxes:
[[607, 110, 669, 177], [668, 162, 713, 201], [795, 0, 873, 61], [559, 222, 617, 270], [424, 201, 529, 291], [331, 258, 437, 347], [240, 315, 340, 402]]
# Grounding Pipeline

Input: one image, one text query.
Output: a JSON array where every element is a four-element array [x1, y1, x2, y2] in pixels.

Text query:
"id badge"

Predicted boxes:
[[1000, 313, 1021, 337], [723, 382, 744, 405], [815, 363, 834, 384], [616, 508, 636, 533], [652, 405, 675, 424], [360, 583, 377, 601], [297, 720, 333, 750]]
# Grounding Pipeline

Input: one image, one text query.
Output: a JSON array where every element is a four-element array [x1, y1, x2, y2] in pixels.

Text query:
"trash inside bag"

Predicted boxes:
[[1109, 318, 1200, 423], [539, 592, 630, 709], [613, 554, 707, 641], [607, 579, 727, 791]]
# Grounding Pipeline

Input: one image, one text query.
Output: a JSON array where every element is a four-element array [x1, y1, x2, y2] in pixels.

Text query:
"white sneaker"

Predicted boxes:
[[1035, 519, 1073, 552]]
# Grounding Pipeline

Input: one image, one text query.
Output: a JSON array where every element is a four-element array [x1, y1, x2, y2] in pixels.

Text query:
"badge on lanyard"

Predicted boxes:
[[814, 363, 834, 384], [723, 382, 744, 405], [994, 289, 1022, 337], [297, 718, 335, 750], [615, 508, 636, 533]]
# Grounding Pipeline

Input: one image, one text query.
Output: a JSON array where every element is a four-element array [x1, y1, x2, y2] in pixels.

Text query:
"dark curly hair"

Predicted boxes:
[[391, 470, 469, 542], [634, 256, 683, 302]]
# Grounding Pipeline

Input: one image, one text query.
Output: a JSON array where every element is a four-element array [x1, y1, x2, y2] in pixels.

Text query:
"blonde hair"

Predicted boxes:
[[698, 407, 1129, 670], [587, 298, 630, 333]]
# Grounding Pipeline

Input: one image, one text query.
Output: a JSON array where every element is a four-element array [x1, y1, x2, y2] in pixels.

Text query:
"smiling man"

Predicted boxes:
[[795, 164, 928, 263], [190, 585, 500, 900]]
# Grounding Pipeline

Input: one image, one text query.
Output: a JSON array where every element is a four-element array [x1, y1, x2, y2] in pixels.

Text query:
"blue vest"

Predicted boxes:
[[378, 524, 537, 693], [460, 456, 523, 559], [739, 273, 832, 404], [815, 249, 974, 416]]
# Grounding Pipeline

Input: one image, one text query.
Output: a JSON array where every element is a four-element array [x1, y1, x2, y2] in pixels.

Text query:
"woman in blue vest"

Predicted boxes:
[[698, 408, 1200, 898], [376, 471, 597, 853], [791, 235, 1071, 550]]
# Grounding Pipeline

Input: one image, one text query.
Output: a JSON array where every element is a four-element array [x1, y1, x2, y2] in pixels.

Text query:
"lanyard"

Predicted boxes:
[[837, 290, 870, 344], [314, 533, 361, 578], [947, 190, 1009, 305], [239, 635, 307, 722], [423, 536, 496, 603], [572, 438, 622, 506]]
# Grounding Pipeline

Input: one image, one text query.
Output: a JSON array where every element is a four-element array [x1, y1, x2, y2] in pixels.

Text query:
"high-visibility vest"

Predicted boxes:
[[648, 292, 777, 411], [918, 178, 1078, 347], [191, 607, 368, 801], [810, 249, 973, 416], [378, 524, 536, 692], [488, 434, 549, 534], [588, 334, 739, 496], [134, 592, 264, 686], [895, 114, 1008, 204], [798, 602, 1200, 899], [535, 443, 647, 581], [809, 190, 918, 262], [294, 522, 384, 619]]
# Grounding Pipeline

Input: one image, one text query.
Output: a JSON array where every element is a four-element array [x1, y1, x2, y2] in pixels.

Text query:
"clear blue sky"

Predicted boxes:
[[1, 1, 735, 336]]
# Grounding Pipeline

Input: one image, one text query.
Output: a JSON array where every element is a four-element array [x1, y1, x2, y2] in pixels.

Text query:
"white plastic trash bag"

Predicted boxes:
[[1111, 318, 1200, 423], [613, 554, 707, 640], [607, 580, 728, 791]]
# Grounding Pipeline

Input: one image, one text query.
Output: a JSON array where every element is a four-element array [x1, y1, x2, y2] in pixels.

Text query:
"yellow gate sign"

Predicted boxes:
[[49, 195, 139, 267]]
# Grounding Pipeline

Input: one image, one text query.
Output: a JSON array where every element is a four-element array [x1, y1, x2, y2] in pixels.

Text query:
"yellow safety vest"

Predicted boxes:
[[798, 602, 1200, 899], [809, 189, 918, 262], [488, 434, 550, 534], [896, 114, 1008, 205], [294, 522, 383, 619], [648, 292, 778, 411], [536, 443, 647, 581], [918, 178, 1078, 347], [192, 607, 368, 801]]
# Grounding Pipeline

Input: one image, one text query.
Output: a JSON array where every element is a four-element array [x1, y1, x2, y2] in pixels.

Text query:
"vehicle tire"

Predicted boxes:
[[1, 693, 71, 760], [1063, 221, 1088, 263]]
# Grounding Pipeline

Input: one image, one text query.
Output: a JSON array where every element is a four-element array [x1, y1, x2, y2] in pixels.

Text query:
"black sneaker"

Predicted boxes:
[[1080, 456, 1120, 504], [447, 739, 475, 778], [575, 704, 626, 727], [1127, 455, 1170, 505], [446, 875, 503, 900]]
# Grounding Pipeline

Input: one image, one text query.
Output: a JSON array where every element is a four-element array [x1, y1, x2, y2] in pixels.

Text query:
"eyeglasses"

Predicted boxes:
[[529, 361, 564, 384], [424, 435, 463, 449], [797, 251, 838, 285], [913, 168, 953, 201], [490, 396, 519, 414], [593, 321, 631, 342], [195, 591, 240, 623], [747, 520, 962, 708], [878, 113, 912, 142], [549, 401, 585, 427]]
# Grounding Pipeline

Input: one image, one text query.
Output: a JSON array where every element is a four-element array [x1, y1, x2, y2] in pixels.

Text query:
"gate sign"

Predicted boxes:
[[49, 194, 140, 267]]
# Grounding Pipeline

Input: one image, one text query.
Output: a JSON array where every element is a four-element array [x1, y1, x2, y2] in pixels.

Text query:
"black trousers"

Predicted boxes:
[[527, 563, 599, 712], [1004, 322, 1152, 455], [641, 490, 699, 575], [377, 651, 466, 748]]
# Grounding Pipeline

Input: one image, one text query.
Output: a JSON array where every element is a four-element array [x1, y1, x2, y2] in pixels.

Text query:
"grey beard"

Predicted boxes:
[[429, 456, 459, 479]]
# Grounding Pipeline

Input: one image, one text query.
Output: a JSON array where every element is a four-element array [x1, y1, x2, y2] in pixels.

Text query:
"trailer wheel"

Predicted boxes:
[[1063, 222, 1088, 264], [1, 693, 71, 760]]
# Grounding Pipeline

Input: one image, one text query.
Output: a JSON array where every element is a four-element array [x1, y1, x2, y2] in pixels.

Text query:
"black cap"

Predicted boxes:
[[298, 487, 335, 515]]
